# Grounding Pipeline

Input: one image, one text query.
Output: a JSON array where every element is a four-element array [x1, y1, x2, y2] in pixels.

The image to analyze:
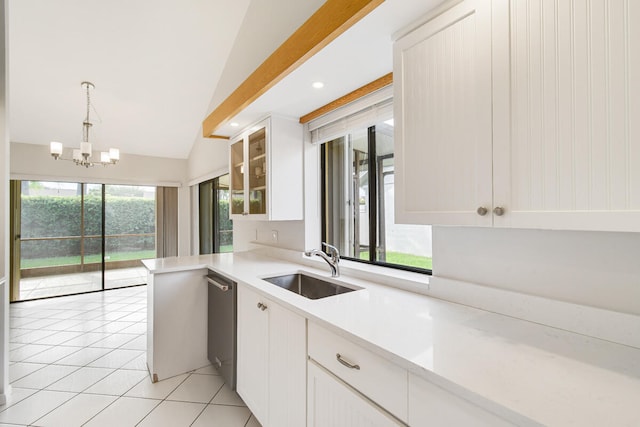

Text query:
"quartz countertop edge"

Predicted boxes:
[[142, 252, 640, 427]]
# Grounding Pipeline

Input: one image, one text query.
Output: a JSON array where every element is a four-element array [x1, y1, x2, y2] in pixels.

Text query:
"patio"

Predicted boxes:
[[17, 267, 147, 301]]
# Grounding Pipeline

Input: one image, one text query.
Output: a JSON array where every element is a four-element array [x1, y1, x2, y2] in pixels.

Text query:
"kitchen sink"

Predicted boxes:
[[262, 273, 359, 300]]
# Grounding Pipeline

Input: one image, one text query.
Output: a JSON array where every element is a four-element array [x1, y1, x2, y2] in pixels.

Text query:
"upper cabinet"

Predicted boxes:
[[394, 0, 640, 232], [394, 0, 494, 227], [229, 116, 303, 221]]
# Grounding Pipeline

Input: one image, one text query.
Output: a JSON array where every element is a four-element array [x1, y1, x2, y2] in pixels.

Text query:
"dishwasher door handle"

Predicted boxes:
[[206, 276, 229, 292]]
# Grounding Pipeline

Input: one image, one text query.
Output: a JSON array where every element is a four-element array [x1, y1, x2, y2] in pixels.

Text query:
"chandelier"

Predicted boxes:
[[49, 81, 120, 167]]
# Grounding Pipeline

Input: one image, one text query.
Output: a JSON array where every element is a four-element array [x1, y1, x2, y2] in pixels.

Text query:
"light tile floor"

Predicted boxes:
[[2, 286, 260, 427]]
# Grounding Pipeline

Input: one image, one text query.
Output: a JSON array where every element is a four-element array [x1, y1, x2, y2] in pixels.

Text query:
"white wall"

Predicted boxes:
[[433, 226, 640, 316], [1, 0, 8, 403], [233, 219, 305, 253], [11, 142, 187, 186], [187, 137, 229, 184], [206, 0, 325, 113]]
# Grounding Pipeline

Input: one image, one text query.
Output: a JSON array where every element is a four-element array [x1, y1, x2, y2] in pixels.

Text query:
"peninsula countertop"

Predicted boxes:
[[142, 252, 640, 426]]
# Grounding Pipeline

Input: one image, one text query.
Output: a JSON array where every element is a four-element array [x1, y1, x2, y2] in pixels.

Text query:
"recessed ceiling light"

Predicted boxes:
[[312, 81, 325, 89], [230, 122, 239, 127]]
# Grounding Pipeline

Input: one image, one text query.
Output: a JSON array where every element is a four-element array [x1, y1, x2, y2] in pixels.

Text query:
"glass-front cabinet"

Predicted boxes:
[[228, 116, 303, 221], [247, 128, 267, 215], [230, 125, 267, 217], [230, 138, 246, 216]]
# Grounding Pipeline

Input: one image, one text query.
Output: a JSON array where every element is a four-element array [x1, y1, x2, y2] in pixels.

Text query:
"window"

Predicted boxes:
[[321, 121, 432, 272], [199, 174, 233, 254]]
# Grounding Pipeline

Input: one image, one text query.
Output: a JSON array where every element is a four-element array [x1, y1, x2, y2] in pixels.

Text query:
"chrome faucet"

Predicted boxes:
[[304, 242, 340, 277]]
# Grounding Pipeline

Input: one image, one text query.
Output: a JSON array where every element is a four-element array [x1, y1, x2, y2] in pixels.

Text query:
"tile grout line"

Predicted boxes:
[[5, 288, 254, 427]]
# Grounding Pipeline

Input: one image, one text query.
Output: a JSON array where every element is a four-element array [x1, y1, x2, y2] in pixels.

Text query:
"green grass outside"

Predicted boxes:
[[359, 251, 432, 270], [21, 250, 157, 269]]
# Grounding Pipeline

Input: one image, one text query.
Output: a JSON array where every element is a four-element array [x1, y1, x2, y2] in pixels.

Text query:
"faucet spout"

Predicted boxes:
[[304, 242, 340, 277]]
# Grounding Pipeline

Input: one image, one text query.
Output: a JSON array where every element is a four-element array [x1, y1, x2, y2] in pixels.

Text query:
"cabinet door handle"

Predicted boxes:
[[336, 353, 360, 370], [493, 206, 505, 216], [257, 302, 268, 311], [242, 212, 249, 216], [476, 206, 488, 216]]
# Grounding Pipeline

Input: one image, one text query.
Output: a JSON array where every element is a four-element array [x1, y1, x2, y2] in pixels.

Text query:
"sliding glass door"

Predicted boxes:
[[104, 185, 156, 289], [199, 174, 233, 254], [11, 180, 156, 301]]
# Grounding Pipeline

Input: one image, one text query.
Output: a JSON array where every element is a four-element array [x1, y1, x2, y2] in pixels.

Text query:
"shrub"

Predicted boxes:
[[21, 195, 155, 259]]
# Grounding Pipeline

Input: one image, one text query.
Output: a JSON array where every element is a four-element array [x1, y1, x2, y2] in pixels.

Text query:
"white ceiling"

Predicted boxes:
[[9, 0, 442, 160], [8, 0, 250, 159], [216, 0, 444, 138]]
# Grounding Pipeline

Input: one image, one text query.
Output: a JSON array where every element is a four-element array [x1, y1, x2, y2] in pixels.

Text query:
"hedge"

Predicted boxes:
[[21, 195, 155, 259]]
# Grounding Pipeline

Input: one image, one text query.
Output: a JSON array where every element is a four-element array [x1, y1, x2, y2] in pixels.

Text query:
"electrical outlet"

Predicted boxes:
[[271, 230, 278, 241]]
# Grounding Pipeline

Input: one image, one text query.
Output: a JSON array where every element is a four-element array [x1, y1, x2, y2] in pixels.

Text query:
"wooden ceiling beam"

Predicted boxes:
[[202, 0, 385, 137], [299, 72, 392, 124]]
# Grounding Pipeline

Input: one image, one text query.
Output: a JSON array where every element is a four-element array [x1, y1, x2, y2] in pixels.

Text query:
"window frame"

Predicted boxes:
[[320, 126, 432, 275]]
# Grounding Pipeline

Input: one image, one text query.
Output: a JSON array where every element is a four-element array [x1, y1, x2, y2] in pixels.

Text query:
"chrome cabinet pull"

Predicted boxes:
[[257, 302, 267, 311], [493, 206, 505, 216], [476, 206, 488, 216], [206, 277, 229, 292], [336, 353, 360, 370]]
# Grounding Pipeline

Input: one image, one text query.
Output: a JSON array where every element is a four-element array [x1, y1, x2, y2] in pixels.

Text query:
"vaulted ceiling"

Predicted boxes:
[[8, 0, 441, 160], [8, 0, 251, 159]]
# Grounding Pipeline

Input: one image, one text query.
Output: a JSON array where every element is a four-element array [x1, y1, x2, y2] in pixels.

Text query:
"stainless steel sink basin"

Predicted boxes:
[[263, 273, 358, 300]]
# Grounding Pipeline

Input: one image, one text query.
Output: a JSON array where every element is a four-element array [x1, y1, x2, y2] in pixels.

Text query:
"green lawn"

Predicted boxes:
[[21, 250, 157, 269], [359, 251, 432, 270]]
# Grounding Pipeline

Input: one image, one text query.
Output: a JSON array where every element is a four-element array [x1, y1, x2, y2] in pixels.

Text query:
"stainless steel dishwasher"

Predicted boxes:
[[206, 269, 237, 390]]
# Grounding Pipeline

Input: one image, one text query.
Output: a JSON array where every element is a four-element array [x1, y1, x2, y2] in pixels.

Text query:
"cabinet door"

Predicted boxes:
[[408, 373, 515, 427], [236, 285, 269, 424], [492, 0, 640, 231], [394, 0, 494, 226], [247, 127, 267, 215], [230, 138, 245, 216], [268, 300, 306, 427], [307, 361, 403, 427]]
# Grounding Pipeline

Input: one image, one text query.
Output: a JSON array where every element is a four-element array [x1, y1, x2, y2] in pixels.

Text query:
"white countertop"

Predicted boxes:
[[142, 252, 640, 426]]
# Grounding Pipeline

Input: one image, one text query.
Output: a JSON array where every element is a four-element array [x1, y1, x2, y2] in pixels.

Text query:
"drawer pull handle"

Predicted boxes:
[[257, 302, 268, 311], [336, 353, 360, 370]]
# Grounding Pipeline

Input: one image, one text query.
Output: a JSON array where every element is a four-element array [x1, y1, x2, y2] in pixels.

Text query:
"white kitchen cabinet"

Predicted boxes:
[[408, 373, 515, 427], [394, 0, 493, 227], [308, 321, 407, 422], [308, 322, 407, 424], [236, 284, 306, 427], [492, 0, 640, 231], [229, 116, 303, 221], [307, 360, 403, 427], [395, 0, 640, 232]]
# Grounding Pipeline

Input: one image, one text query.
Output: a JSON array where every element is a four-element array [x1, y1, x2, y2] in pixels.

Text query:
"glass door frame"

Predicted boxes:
[[10, 180, 154, 302]]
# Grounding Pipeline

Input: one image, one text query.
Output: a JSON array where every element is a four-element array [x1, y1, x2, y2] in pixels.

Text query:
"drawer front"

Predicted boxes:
[[308, 322, 408, 422], [308, 360, 403, 427]]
